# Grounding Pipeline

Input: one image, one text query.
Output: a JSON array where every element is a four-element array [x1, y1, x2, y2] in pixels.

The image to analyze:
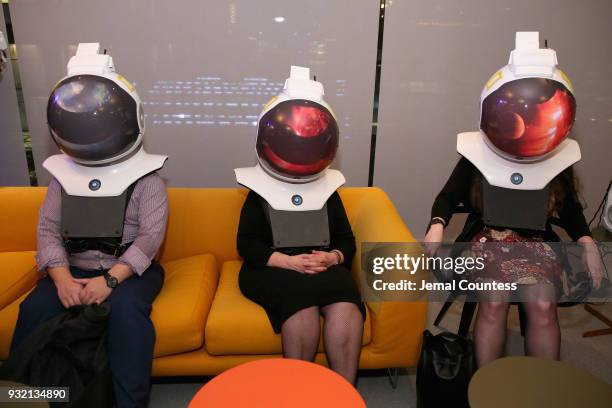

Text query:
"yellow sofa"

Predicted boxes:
[[0, 186, 427, 376]]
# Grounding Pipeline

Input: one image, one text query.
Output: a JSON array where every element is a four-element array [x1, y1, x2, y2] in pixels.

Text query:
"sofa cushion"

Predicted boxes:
[[152, 254, 218, 358], [0, 251, 39, 311], [0, 255, 218, 360], [205, 260, 371, 356]]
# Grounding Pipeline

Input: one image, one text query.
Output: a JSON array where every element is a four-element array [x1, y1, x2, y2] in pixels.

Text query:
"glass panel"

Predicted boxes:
[[11, 0, 380, 186]]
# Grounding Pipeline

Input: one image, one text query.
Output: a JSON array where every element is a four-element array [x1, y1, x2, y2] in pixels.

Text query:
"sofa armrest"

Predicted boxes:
[[0, 251, 39, 311], [342, 187, 427, 367], [0, 187, 46, 253]]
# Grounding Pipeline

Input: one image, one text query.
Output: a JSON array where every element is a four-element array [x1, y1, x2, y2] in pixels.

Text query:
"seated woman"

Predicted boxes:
[[427, 159, 599, 366], [425, 33, 602, 367], [234, 66, 365, 385]]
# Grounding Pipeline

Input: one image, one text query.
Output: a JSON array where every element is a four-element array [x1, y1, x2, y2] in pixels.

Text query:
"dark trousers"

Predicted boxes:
[[11, 262, 164, 408]]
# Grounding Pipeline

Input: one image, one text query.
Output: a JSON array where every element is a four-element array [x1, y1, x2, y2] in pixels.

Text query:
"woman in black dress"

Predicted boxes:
[[237, 190, 365, 384], [425, 74, 603, 367], [234, 71, 365, 385]]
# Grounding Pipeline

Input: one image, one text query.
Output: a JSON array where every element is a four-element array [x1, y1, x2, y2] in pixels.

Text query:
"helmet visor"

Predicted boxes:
[[256, 99, 339, 179], [47, 74, 140, 162], [480, 78, 576, 159]]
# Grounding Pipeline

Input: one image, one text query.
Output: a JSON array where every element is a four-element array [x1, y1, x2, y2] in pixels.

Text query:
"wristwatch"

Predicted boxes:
[[104, 272, 119, 289]]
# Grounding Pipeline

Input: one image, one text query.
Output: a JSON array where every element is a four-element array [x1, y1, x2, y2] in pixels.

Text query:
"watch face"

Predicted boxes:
[[106, 275, 118, 289]]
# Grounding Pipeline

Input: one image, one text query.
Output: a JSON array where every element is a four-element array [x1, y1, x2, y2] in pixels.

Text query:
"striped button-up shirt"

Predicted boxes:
[[36, 173, 168, 275]]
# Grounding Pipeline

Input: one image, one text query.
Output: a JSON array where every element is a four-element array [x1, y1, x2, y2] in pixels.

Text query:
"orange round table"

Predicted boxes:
[[188, 359, 366, 408]]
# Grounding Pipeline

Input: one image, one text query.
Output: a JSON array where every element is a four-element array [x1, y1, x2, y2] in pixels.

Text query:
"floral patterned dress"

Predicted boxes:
[[468, 227, 564, 290]]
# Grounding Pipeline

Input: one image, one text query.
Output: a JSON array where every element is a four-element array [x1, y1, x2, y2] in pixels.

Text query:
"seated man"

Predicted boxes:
[[10, 43, 168, 408]]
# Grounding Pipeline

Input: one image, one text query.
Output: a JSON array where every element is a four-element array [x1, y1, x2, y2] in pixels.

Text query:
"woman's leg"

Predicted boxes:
[[320, 302, 364, 385], [281, 306, 321, 361], [473, 301, 510, 367], [520, 284, 560, 360], [521, 301, 560, 359]]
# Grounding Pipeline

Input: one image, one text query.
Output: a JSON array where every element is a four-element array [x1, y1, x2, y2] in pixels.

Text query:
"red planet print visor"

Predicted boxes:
[[257, 99, 339, 179], [480, 78, 576, 159]]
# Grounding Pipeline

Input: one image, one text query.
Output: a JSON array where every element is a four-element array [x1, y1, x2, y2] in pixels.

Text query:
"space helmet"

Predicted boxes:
[[47, 43, 144, 166], [479, 32, 576, 161], [256, 66, 339, 183]]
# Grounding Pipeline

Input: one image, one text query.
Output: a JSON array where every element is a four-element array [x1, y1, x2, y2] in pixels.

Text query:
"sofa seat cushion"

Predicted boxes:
[[0, 254, 218, 360], [205, 260, 371, 356], [0, 251, 38, 311], [152, 254, 218, 358]]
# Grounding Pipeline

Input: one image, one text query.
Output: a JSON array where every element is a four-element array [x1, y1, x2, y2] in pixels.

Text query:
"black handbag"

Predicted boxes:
[[416, 330, 475, 408], [0, 304, 113, 408]]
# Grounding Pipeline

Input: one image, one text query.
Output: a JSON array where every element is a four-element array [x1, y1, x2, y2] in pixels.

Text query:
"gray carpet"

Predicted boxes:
[[150, 302, 612, 407]]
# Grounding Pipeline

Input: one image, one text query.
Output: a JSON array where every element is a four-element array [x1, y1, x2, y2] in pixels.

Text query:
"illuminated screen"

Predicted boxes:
[[142, 76, 348, 129]]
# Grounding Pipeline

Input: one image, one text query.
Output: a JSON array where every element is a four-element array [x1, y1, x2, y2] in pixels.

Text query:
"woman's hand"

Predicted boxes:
[[268, 252, 311, 273], [269, 251, 342, 274], [284, 254, 311, 273], [578, 236, 603, 290], [424, 223, 444, 256], [302, 250, 339, 274], [48, 266, 84, 308]]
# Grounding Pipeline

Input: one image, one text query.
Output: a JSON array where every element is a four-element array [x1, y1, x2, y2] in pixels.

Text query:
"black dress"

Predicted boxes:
[[237, 190, 365, 333]]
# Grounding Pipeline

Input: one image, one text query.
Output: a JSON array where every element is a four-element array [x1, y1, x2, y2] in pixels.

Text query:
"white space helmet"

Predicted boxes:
[[47, 43, 144, 166]]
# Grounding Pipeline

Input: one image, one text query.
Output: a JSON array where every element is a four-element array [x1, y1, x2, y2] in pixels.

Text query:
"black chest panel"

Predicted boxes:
[[60, 183, 136, 255], [481, 177, 549, 231], [263, 199, 330, 249]]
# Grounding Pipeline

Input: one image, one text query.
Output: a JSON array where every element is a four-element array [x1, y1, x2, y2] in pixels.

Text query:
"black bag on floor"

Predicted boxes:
[[416, 330, 475, 408], [0, 303, 113, 408]]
